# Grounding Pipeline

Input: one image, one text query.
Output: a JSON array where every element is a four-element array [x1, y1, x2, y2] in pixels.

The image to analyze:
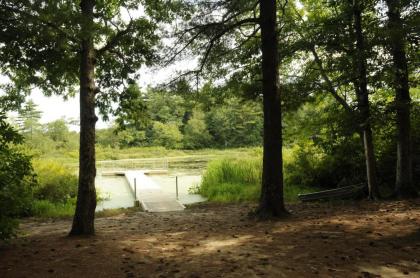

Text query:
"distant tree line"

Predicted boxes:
[[97, 83, 263, 149], [10, 101, 79, 153]]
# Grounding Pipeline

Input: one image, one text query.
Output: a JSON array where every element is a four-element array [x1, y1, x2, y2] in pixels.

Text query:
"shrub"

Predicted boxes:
[[32, 160, 78, 203], [283, 140, 365, 189], [0, 116, 35, 240]]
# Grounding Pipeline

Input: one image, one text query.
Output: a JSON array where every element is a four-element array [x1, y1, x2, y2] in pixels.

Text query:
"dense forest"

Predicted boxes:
[[0, 2, 419, 275]]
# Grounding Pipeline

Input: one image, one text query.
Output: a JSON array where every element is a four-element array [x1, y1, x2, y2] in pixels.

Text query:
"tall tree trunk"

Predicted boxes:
[[256, 0, 287, 218], [385, 0, 418, 198], [70, 0, 97, 236], [352, 0, 380, 200]]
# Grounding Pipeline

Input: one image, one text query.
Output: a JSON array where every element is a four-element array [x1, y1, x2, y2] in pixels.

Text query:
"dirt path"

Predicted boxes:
[[1, 200, 419, 277]]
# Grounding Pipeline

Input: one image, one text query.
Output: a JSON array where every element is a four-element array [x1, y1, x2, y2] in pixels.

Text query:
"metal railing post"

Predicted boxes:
[[134, 178, 140, 207], [134, 178, 137, 199], [176, 176, 179, 200]]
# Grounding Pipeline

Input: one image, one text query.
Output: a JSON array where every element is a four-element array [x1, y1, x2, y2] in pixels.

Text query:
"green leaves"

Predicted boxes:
[[0, 114, 35, 241], [114, 83, 149, 131], [0, 0, 171, 113]]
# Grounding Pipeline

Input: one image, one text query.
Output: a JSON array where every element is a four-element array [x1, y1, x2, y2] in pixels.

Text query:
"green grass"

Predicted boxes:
[[198, 157, 316, 203], [38, 146, 261, 166], [31, 200, 76, 218], [31, 200, 142, 219]]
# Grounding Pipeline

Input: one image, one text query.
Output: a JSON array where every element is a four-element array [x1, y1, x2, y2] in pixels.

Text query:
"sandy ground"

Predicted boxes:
[[0, 200, 419, 278]]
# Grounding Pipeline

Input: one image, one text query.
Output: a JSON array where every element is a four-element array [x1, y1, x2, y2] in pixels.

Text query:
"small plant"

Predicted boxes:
[[188, 183, 201, 194]]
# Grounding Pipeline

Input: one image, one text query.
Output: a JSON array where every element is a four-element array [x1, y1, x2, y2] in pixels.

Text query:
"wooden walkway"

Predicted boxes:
[[103, 170, 185, 212]]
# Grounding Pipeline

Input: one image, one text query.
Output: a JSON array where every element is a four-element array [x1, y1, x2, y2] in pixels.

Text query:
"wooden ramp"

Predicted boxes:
[[103, 170, 185, 212]]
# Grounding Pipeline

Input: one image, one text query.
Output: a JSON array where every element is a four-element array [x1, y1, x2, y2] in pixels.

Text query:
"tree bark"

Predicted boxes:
[[385, 0, 418, 198], [70, 0, 97, 236], [352, 0, 380, 200], [256, 0, 287, 218]]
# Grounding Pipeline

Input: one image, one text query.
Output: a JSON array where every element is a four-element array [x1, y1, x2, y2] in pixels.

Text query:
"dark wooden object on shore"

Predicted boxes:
[[298, 184, 366, 202]]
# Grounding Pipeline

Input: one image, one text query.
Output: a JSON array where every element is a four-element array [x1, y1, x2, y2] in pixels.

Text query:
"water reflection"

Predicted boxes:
[[96, 175, 134, 211], [148, 172, 206, 205]]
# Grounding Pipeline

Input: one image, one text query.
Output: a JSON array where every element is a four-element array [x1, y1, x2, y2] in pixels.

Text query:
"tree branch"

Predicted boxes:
[[291, 4, 354, 114], [310, 46, 354, 113], [96, 20, 134, 57]]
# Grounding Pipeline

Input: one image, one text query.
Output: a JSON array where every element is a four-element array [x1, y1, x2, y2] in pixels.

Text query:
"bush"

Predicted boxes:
[[0, 116, 35, 240], [283, 139, 365, 189], [32, 160, 78, 203], [29, 160, 110, 218]]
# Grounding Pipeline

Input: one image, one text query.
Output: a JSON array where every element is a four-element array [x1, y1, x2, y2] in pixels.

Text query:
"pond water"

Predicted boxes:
[[95, 169, 205, 211], [95, 175, 134, 211], [149, 171, 205, 205]]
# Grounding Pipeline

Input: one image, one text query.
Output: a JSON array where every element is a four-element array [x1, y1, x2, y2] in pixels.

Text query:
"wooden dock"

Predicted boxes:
[[103, 170, 185, 212]]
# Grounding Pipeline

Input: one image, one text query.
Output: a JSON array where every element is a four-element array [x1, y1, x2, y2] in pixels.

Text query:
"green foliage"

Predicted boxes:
[[373, 101, 420, 190], [96, 127, 121, 148], [200, 182, 260, 202], [32, 160, 78, 204], [183, 109, 212, 149], [283, 97, 365, 189], [109, 85, 263, 149], [45, 119, 69, 143], [149, 122, 183, 149], [26, 132, 56, 154], [206, 98, 263, 147], [0, 115, 35, 240], [116, 128, 148, 148], [95, 145, 175, 161], [114, 84, 149, 132], [0, 1, 169, 107], [16, 100, 42, 139], [283, 141, 364, 189], [199, 157, 315, 203], [31, 199, 76, 218], [146, 90, 187, 125], [0, 0, 418, 221], [202, 159, 262, 186], [198, 158, 262, 202], [28, 160, 111, 218], [30, 200, 142, 219]]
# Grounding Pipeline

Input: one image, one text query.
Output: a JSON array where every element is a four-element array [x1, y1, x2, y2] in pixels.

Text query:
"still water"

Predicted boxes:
[[149, 172, 205, 205], [95, 175, 134, 211]]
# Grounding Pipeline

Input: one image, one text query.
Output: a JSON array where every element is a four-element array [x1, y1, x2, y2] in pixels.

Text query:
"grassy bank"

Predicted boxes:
[[30, 200, 141, 219], [38, 146, 260, 165], [31, 199, 76, 218], [197, 157, 316, 203]]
